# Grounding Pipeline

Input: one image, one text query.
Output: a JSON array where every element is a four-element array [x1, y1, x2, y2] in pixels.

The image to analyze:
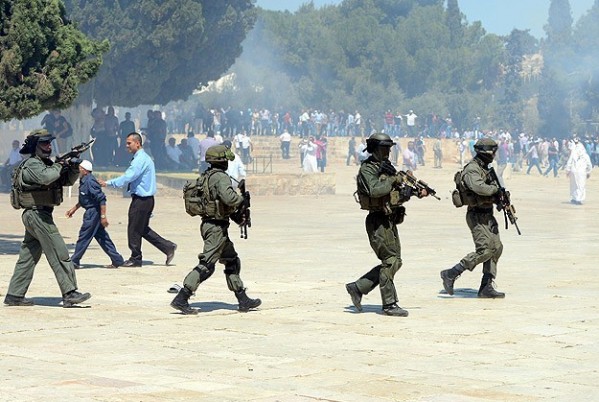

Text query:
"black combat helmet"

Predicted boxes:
[[366, 132, 395, 153]]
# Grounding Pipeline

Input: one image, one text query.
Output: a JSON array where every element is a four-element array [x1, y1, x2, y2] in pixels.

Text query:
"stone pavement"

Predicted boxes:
[[0, 161, 598, 401]]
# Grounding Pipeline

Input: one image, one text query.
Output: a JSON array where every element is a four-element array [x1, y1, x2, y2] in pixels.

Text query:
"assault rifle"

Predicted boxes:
[[488, 167, 521, 235], [230, 177, 251, 239], [379, 160, 440, 200], [56, 139, 95, 165], [398, 170, 441, 200]]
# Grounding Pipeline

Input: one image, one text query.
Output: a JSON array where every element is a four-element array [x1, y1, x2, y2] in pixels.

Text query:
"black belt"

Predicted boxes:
[[469, 207, 493, 213], [28, 206, 54, 212], [131, 194, 153, 199]]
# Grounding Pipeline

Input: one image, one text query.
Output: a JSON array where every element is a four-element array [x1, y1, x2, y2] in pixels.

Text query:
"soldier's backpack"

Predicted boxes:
[[183, 170, 220, 217], [452, 167, 479, 208], [183, 175, 208, 217], [451, 169, 464, 208], [9, 161, 26, 210]]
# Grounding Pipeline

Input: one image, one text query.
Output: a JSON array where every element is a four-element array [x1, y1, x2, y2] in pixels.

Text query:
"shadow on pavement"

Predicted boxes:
[[438, 287, 479, 298], [0, 234, 23, 255]]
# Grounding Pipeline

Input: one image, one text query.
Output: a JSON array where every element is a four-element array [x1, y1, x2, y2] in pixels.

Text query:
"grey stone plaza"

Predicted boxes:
[[1, 161, 597, 401]]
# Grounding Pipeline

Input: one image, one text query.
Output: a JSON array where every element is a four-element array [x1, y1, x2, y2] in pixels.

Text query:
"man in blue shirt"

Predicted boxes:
[[99, 132, 176, 267], [66, 160, 124, 268]]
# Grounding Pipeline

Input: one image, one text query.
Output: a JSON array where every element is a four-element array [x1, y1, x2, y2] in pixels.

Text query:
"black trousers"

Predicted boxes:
[[128, 195, 173, 262]]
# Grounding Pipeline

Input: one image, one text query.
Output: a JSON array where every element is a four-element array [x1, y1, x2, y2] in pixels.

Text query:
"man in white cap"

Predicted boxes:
[[65, 160, 125, 268]]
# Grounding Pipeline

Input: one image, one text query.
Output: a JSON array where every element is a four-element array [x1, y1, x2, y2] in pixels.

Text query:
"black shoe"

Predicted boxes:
[[170, 288, 198, 315], [345, 282, 363, 311], [4, 294, 34, 306], [73, 263, 81, 269], [165, 244, 177, 266], [478, 282, 505, 299], [62, 290, 91, 307], [122, 259, 142, 268], [235, 289, 261, 312], [382, 303, 409, 317], [440, 270, 456, 295]]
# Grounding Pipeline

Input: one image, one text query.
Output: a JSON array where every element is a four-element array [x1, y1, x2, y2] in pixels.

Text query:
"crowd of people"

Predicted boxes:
[[2, 121, 596, 316]]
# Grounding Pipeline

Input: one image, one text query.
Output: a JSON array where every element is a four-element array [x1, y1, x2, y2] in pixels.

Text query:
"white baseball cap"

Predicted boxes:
[[80, 160, 93, 172]]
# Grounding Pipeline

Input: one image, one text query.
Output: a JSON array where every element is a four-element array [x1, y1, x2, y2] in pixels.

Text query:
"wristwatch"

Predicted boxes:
[[100, 215, 107, 219]]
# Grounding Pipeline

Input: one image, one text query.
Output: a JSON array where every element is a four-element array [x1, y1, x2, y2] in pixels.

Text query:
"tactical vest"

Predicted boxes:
[[354, 187, 404, 214], [10, 159, 63, 210], [183, 170, 236, 219], [451, 166, 492, 208]]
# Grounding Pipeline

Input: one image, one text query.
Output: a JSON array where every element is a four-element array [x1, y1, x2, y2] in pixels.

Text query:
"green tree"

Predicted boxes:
[[545, 0, 573, 49], [498, 29, 534, 131], [64, 0, 256, 107], [573, 0, 599, 130], [446, 0, 463, 49], [0, 0, 106, 121], [538, 0, 574, 137]]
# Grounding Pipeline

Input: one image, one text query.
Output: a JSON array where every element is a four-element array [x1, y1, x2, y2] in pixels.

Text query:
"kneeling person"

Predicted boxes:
[[171, 145, 261, 314]]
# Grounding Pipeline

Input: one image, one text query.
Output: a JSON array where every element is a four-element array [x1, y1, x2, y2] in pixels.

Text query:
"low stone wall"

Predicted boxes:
[[245, 173, 335, 196], [94, 171, 336, 196]]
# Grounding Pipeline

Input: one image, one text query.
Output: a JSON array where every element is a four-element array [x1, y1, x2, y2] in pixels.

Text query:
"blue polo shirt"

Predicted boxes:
[[106, 148, 156, 197]]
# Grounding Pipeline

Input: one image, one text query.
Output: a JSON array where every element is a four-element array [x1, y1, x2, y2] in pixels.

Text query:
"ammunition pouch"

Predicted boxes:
[[451, 189, 463, 208], [15, 187, 63, 209], [355, 188, 405, 215], [355, 191, 388, 212], [390, 206, 406, 225], [10, 160, 63, 209]]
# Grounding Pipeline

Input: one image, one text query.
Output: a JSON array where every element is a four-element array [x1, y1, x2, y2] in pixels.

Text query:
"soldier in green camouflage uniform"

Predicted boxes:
[[171, 145, 261, 315], [4, 130, 91, 308], [441, 137, 505, 298], [345, 133, 423, 317]]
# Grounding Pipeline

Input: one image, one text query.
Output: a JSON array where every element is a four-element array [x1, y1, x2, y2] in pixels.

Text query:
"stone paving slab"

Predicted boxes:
[[1, 162, 598, 401]]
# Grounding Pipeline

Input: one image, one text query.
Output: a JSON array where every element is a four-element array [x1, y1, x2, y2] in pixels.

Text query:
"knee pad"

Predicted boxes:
[[223, 257, 241, 276], [194, 263, 215, 282]]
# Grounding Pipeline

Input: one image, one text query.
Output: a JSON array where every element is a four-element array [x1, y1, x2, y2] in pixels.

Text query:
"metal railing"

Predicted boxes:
[[247, 154, 273, 174]]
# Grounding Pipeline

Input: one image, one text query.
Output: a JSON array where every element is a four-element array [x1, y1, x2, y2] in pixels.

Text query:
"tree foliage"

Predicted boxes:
[[191, 0, 599, 137], [0, 0, 107, 121], [63, 0, 256, 107]]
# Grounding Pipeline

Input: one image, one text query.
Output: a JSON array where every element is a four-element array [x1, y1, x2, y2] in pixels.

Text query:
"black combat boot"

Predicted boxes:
[[382, 303, 409, 317], [440, 263, 465, 295], [234, 289, 261, 312], [170, 287, 198, 315], [62, 290, 91, 307], [478, 274, 505, 298], [345, 282, 363, 311], [4, 294, 34, 306]]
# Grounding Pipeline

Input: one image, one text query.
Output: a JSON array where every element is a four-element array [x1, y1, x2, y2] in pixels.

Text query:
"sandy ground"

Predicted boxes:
[[0, 159, 598, 401]]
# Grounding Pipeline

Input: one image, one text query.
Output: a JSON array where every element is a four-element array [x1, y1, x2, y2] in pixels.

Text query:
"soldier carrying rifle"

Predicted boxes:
[[346, 133, 436, 317], [442, 137, 512, 299], [171, 144, 261, 315], [4, 129, 91, 308]]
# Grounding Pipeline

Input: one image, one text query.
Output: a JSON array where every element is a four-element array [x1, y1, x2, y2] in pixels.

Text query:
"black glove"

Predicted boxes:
[[230, 210, 243, 225], [379, 160, 397, 176], [399, 185, 413, 201]]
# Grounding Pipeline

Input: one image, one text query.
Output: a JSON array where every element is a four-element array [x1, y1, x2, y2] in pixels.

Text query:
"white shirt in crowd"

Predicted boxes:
[[227, 152, 247, 185]]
